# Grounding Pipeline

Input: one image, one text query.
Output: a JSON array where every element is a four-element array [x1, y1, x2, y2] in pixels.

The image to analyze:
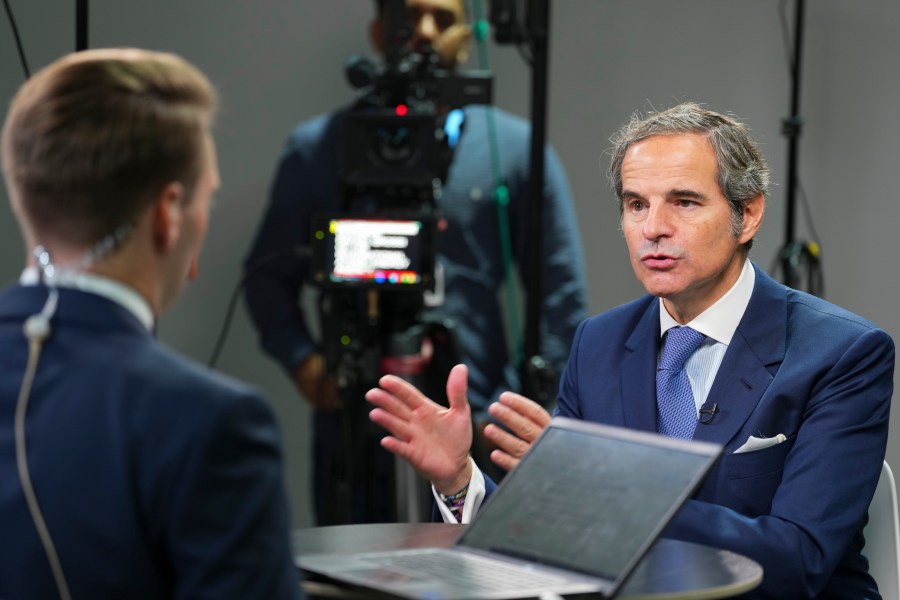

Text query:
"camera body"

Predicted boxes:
[[312, 57, 491, 285], [311, 59, 490, 295], [340, 51, 492, 197]]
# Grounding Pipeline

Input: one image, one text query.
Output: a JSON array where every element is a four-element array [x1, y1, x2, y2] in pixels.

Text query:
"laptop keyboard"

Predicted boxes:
[[365, 549, 570, 593]]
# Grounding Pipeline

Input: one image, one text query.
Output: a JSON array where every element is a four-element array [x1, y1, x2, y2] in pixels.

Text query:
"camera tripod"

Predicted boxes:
[[319, 288, 456, 524]]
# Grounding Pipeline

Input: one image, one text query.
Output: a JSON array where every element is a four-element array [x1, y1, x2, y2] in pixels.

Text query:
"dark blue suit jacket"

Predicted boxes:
[[0, 285, 302, 599], [479, 265, 893, 599]]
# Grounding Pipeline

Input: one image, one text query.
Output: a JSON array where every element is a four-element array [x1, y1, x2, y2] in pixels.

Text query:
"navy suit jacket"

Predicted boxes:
[[481, 265, 893, 599], [0, 285, 302, 599], [560, 265, 894, 598]]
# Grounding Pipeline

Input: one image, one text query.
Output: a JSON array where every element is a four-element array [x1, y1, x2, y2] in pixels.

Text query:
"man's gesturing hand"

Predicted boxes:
[[367, 363, 474, 495], [484, 392, 551, 472]]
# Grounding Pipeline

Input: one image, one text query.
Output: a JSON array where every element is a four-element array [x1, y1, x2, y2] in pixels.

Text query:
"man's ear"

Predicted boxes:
[[738, 193, 765, 245], [152, 182, 185, 252], [369, 17, 386, 55]]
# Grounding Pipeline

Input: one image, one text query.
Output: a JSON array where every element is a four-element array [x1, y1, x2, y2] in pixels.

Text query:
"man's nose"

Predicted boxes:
[[642, 204, 673, 240], [411, 13, 438, 45]]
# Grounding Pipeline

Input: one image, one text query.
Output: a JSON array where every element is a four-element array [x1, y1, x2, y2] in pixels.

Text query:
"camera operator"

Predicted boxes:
[[243, 0, 588, 525]]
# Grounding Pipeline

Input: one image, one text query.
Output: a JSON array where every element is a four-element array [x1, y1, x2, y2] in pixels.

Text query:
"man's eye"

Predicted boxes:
[[434, 10, 456, 29], [405, 7, 423, 25]]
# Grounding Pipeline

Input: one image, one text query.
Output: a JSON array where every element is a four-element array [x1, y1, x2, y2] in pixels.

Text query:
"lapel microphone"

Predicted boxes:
[[699, 402, 719, 425]]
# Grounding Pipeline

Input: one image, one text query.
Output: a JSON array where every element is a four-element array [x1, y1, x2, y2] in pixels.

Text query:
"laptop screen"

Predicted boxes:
[[456, 419, 721, 581]]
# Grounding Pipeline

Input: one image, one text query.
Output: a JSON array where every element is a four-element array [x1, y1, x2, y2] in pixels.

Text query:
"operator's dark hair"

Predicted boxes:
[[373, 0, 469, 19]]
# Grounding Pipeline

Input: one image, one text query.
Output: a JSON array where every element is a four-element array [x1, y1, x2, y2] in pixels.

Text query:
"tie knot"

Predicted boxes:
[[659, 327, 706, 371]]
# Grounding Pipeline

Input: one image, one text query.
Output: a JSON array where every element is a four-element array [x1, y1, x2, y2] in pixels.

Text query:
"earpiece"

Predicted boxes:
[[24, 314, 52, 342], [23, 286, 58, 344]]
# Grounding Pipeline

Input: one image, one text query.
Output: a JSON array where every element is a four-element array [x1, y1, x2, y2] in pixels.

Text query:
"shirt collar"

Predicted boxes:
[[659, 258, 755, 345], [20, 266, 155, 331]]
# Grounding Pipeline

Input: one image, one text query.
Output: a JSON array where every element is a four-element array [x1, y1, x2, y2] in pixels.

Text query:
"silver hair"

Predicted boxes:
[[608, 102, 770, 248]]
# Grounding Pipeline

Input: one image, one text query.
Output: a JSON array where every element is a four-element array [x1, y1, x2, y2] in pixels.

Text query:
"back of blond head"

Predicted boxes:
[[2, 48, 216, 249]]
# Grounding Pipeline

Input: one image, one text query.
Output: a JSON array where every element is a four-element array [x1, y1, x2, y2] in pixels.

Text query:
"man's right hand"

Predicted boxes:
[[366, 364, 473, 495], [293, 353, 342, 410]]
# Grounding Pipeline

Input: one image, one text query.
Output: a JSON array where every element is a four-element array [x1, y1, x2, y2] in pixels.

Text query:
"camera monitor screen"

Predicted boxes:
[[310, 215, 435, 290]]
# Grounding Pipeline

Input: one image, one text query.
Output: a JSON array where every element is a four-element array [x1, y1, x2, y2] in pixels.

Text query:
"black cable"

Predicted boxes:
[[207, 246, 308, 369], [207, 272, 247, 369], [796, 180, 822, 249], [515, 39, 533, 66], [3, 0, 31, 79]]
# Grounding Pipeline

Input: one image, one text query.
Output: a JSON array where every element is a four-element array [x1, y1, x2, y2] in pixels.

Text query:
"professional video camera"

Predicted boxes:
[[310, 12, 491, 367], [310, 15, 492, 289], [307, 1, 492, 523]]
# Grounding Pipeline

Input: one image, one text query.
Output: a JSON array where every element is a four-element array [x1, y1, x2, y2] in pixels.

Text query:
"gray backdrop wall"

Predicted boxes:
[[2, 1, 898, 528]]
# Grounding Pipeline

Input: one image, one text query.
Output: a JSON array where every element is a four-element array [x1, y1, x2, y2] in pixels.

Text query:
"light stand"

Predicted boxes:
[[521, 0, 554, 405], [778, 0, 822, 294], [76, 0, 88, 51], [490, 0, 557, 405]]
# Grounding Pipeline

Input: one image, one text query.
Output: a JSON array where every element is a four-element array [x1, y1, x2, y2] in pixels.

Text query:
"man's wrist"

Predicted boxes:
[[437, 482, 469, 523], [433, 456, 473, 497]]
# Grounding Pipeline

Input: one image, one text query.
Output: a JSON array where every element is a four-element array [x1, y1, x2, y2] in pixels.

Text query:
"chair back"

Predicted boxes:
[[865, 461, 900, 600]]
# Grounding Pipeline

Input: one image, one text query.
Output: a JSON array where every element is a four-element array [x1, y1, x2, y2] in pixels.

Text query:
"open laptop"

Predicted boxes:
[[299, 417, 723, 599]]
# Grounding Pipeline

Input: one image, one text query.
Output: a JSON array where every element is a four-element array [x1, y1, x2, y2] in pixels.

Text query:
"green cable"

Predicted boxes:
[[470, 0, 524, 366]]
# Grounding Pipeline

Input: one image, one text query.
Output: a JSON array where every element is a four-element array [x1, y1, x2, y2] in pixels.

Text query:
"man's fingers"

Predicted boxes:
[[369, 408, 411, 441], [445, 364, 471, 414], [498, 392, 551, 428], [483, 423, 532, 459], [490, 449, 520, 472], [380, 435, 410, 460], [488, 399, 548, 443], [365, 388, 412, 420], [380, 436, 428, 472], [377, 374, 428, 410]]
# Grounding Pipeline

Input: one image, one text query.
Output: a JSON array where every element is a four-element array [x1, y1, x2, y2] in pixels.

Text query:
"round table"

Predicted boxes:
[[294, 523, 762, 599]]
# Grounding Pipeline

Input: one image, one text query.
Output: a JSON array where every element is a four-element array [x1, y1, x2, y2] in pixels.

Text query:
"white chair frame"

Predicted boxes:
[[865, 461, 900, 600]]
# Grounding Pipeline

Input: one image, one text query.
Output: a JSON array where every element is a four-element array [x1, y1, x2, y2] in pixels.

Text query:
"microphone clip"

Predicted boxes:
[[699, 402, 719, 425]]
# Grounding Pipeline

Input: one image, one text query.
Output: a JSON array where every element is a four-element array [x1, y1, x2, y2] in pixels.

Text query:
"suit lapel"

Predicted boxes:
[[692, 266, 786, 446], [621, 299, 661, 433]]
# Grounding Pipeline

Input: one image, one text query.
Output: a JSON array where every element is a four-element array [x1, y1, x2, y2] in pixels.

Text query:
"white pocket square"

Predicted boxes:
[[734, 433, 787, 454]]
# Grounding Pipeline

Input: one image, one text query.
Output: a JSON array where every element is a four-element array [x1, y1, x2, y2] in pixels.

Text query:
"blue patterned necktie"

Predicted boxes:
[[656, 327, 706, 439]]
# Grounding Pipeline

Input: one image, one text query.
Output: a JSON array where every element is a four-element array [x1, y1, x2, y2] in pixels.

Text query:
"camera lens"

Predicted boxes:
[[374, 125, 416, 165]]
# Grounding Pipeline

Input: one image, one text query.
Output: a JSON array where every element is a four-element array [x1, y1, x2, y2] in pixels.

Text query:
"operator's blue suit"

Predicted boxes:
[[0, 285, 302, 599], [486, 265, 894, 599]]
